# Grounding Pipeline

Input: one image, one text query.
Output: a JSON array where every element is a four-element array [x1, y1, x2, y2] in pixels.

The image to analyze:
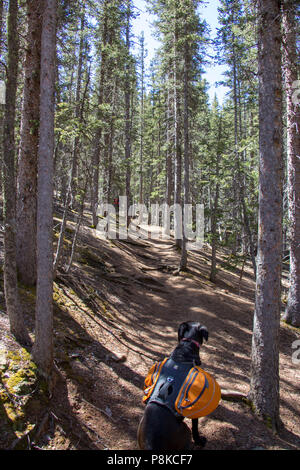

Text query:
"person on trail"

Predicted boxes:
[[113, 197, 119, 210]]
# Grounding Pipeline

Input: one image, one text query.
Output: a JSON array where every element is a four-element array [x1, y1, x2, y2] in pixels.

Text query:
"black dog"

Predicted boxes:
[[137, 321, 209, 451]]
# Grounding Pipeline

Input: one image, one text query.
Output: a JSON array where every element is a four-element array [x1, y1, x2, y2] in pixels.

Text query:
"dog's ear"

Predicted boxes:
[[198, 325, 209, 344], [178, 322, 189, 342]]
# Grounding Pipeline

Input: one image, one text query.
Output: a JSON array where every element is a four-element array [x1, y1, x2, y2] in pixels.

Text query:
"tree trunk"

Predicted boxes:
[[240, 190, 257, 277], [16, 0, 42, 287], [70, 8, 85, 207], [124, 0, 132, 207], [231, 41, 239, 256], [53, 181, 70, 276], [173, 21, 182, 247], [91, 1, 108, 227], [138, 32, 145, 212], [164, 83, 172, 236], [0, 0, 3, 57], [249, 0, 283, 430], [0, 0, 5, 199], [210, 116, 222, 283], [166, 84, 172, 207], [282, 0, 300, 327], [180, 22, 189, 271], [53, 21, 90, 275], [3, 0, 30, 345], [33, 0, 57, 382], [108, 75, 117, 204], [234, 52, 257, 277], [66, 179, 88, 273]]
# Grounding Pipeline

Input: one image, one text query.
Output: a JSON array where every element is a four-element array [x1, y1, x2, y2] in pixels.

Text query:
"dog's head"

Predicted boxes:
[[178, 321, 209, 346]]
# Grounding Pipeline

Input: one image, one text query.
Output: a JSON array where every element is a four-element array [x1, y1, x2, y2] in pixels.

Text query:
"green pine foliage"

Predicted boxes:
[[0, 0, 285, 269]]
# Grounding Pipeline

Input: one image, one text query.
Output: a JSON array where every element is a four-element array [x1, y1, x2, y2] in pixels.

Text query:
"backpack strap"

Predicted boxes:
[[143, 358, 192, 417], [143, 358, 168, 404]]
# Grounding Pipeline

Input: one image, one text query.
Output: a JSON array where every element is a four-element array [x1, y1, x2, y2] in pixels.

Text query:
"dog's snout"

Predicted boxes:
[[198, 325, 209, 343]]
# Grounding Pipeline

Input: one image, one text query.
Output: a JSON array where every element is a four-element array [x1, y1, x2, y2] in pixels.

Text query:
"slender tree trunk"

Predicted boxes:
[[53, 58, 65, 199], [70, 8, 85, 206], [0, 0, 3, 58], [53, 181, 70, 276], [91, 2, 108, 227], [173, 21, 182, 247], [231, 41, 239, 255], [180, 22, 189, 270], [106, 76, 116, 204], [124, 0, 132, 207], [103, 22, 114, 204], [240, 190, 257, 277], [16, 0, 42, 287], [164, 84, 172, 236], [33, 0, 57, 382], [157, 89, 162, 197], [210, 116, 222, 283], [66, 180, 88, 273], [236, 63, 257, 276], [0, 0, 5, 198], [166, 85, 172, 206], [54, 58, 90, 275], [3, 0, 30, 345], [282, 0, 300, 326], [91, 132, 101, 227], [249, 0, 283, 430], [139, 32, 145, 211]]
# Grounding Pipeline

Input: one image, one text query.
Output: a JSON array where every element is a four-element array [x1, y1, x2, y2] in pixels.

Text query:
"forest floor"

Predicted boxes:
[[0, 203, 300, 451]]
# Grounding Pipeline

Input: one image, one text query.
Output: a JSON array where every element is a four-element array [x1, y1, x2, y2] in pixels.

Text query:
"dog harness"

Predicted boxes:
[[143, 357, 221, 419]]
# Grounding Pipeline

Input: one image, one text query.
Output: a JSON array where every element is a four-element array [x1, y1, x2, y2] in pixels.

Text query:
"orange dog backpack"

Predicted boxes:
[[143, 357, 221, 419]]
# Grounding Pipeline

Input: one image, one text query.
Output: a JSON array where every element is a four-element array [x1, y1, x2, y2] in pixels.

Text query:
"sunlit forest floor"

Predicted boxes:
[[0, 202, 299, 450]]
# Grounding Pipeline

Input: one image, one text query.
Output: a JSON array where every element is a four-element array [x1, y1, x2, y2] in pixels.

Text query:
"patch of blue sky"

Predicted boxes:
[[132, 0, 230, 104]]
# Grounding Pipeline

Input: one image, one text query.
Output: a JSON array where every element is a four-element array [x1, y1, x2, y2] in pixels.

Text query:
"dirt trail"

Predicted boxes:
[[1, 219, 300, 450]]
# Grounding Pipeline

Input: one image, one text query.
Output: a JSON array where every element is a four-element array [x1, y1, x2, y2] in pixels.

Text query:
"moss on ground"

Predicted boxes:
[[0, 347, 48, 447]]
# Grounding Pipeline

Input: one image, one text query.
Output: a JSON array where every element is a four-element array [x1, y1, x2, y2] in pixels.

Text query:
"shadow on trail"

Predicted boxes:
[[48, 220, 300, 450], [50, 299, 146, 450]]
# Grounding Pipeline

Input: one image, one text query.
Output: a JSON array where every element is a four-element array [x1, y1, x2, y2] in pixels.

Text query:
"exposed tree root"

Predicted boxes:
[[221, 389, 250, 403]]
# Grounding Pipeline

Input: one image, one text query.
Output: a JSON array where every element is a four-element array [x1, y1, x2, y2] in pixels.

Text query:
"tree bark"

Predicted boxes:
[[210, 115, 222, 283], [66, 179, 88, 273], [282, 0, 300, 326], [107, 97, 115, 204], [138, 32, 145, 211], [53, 14, 89, 275], [0, 0, 5, 198], [16, 0, 42, 286], [249, 0, 283, 430], [231, 40, 239, 256], [3, 0, 30, 345], [33, 0, 57, 381], [124, 0, 132, 207], [70, 8, 85, 207], [164, 83, 172, 236], [91, 0, 108, 227], [173, 19, 182, 247], [180, 21, 189, 271]]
